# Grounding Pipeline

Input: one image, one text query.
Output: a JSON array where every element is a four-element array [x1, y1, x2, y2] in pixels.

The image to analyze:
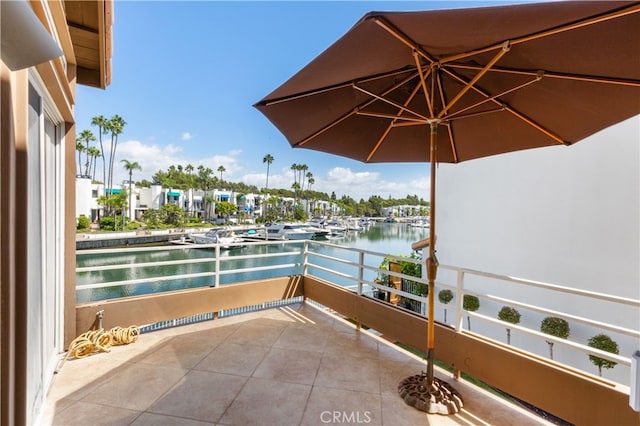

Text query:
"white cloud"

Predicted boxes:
[[241, 166, 430, 202], [317, 167, 429, 201], [181, 132, 193, 141], [110, 139, 243, 186], [108, 140, 430, 202]]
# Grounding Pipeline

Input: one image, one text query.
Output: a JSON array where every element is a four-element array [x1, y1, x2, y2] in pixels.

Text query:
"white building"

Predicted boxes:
[[436, 115, 639, 384]]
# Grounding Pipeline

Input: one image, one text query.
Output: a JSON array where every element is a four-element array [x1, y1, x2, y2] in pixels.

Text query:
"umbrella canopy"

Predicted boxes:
[[255, 1, 640, 164], [255, 0, 640, 414]]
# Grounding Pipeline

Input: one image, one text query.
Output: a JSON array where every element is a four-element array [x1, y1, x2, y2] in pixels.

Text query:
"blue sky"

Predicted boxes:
[[75, 0, 526, 201]]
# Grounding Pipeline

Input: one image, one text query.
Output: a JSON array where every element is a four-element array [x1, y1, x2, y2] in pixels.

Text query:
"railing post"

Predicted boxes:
[[455, 270, 465, 333], [453, 269, 465, 379], [357, 251, 364, 296], [214, 245, 220, 287], [303, 240, 309, 276]]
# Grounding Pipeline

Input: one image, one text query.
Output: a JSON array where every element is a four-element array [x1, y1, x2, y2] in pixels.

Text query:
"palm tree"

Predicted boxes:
[[263, 154, 274, 189], [88, 147, 101, 181], [203, 195, 215, 221], [305, 172, 313, 191], [185, 164, 194, 215], [75, 141, 85, 176], [107, 115, 127, 198], [91, 114, 109, 189], [290, 163, 298, 187], [77, 129, 96, 177], [217, 165, 226, 181], [121, 159, 141, 221], [299, 164, 309, 193]]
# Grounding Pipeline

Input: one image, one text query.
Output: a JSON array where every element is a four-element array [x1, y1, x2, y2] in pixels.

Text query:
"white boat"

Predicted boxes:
[[262, 223, 316, 240], [344, 218, 364, 232], [189, 229, 245, 248], [358, 218, 373, 227], [303, 224, 330, 239], [323, 220, 346, 236], [409, 218, 430, 228]]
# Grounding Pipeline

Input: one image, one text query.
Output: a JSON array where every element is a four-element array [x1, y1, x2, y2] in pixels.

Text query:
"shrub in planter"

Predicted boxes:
[[497, 306, 521, 345], [540, 316, 570, 360], [77, 215, 90, 231], [587, 333, 619, 377]]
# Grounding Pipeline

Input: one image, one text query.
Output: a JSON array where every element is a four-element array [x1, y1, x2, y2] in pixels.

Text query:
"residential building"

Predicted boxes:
[[1, 1, 113, 424]]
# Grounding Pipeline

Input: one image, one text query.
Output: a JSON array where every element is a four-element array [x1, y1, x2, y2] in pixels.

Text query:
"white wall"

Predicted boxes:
[[435, 115, 639, 383], [75, 177, 92, 218]]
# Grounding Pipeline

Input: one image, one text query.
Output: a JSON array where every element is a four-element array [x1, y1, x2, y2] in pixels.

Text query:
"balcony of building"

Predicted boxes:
[[42, 240, 639, 425]]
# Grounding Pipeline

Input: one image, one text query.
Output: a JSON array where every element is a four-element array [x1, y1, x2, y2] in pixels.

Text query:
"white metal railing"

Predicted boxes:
[[76, 239, 639, 387]]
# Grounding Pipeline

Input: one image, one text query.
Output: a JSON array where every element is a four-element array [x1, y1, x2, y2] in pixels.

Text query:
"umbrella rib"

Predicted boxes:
[[413, 51, 435, 117], [296, 71, 420, 147], [439, 2, 640, 65], [353, 83, 430, 121], [440, 66, 566, 145], [438, 74, 459, 163], [259, 67, 415, 106], [438, 41, 511, 119], [447, 64, 640, 88], [445, 72, 543, 121], [357, 111, 426, 123], [372, 16, 437, 65], [365, 80, 425, 162]]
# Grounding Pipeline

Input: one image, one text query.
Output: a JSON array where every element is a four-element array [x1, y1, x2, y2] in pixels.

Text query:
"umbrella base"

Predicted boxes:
[[398, 372, 463, 415]]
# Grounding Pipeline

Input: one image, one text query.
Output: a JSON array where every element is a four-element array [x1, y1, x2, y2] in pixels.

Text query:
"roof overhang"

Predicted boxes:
[[64, 0, 113, 89]]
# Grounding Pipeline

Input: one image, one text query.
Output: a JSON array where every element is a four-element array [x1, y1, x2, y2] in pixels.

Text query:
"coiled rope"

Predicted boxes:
[[67, 325, 140, 360]]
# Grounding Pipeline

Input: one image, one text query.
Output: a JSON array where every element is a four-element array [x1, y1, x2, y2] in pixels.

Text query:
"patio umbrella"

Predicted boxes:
[[255, 0, 640, 414]]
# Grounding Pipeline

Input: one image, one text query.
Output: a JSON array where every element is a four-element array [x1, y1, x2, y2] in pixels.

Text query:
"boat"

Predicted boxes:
[[263, 223, 315, 240], [188, 229, 245, 248], [344, 218, 364, 232], [409, 218, 430, 228], [303, 224, 330, 239], [323, 220, 346, 236]]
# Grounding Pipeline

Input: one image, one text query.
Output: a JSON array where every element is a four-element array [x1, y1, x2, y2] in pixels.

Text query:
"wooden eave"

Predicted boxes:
[[64, 0, 112, 89]]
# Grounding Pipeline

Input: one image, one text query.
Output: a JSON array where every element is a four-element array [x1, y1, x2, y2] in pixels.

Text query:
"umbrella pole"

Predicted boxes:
[[426, 121, 438, 388], [398, 121, 463, 415]]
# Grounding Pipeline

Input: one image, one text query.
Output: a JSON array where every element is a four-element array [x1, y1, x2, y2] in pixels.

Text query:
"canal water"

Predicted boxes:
[[76, 222, 430, 303]]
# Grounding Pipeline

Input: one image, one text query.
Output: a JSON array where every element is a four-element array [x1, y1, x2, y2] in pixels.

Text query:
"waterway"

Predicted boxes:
[[76, 222, 430, 303]]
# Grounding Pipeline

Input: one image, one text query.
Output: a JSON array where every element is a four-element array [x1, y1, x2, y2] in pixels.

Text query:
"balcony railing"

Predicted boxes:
[[75, 240, 640, 425]]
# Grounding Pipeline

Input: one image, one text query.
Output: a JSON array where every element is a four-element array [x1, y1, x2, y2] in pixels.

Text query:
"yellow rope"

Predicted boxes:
[[67, 325, 140, 360]]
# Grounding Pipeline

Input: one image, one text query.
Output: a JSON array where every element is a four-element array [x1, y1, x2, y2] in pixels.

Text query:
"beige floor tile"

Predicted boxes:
[[81, 363, 187, 411], [130, 412, 216, 425], [323, 330, 380, 359], [147, 370, 247, 423], [315, 354, 381, 394], [379, 389, 433, 426], [218, 377, 311, 425], [252, 347, 322, 385], [273, 325, 329, 352], [46, 400, 141, 425], [301, 385, 383, 426], [136, 334, 220, 369], [195, 342, 270, 376], [45, 354, 134, 402], [225, 321, 285, 347]]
